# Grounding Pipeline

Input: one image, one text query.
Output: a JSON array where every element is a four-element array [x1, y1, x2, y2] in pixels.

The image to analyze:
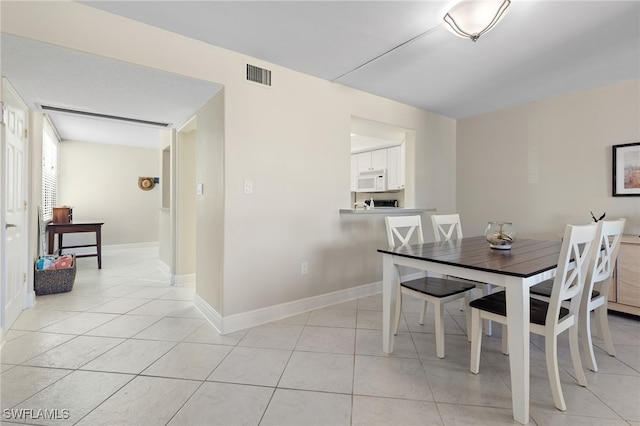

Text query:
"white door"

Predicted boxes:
[[1, 78, 28, 334]]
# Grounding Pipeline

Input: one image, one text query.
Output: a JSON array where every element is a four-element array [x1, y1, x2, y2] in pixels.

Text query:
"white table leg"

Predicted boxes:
[[506, 278, 530, 424], [382, 254, 399, 353]]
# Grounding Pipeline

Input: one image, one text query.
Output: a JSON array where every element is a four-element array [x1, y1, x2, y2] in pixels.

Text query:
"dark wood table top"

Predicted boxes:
[[378, 235, 563, 278], [48, 221, 104, 229]]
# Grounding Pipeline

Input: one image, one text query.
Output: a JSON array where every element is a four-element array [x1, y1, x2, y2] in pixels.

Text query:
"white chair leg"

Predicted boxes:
[[435, 302, 445, 359], [545, 334, 566, 411], [470, 308, 483, 374], [569, 325, 588, 387], [501, 325, 509, 355], [596, 306, 616, 356], [393, 287, 402, 335], [580, 308, 598, 372], [481, 285, 492, 336], [465, 292, 472, 342], [418, 300, 427, 325]]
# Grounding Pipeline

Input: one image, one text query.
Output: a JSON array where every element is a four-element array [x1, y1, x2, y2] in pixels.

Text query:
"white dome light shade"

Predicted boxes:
[[443, 0, 511, 42]]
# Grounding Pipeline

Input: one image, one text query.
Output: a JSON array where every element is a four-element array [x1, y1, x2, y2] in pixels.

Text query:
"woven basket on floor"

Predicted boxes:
[[34, 255, 76, 296]]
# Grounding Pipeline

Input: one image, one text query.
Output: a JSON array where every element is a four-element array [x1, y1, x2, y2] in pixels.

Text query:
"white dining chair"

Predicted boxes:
[[469, 223, 598, 411], [385, 215, 476, 358], [431, 214, 463, 243], [530, 218, 626, 372], [431, 213, 494, 336]]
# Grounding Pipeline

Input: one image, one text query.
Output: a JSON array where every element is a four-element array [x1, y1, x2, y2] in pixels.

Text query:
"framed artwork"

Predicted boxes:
[[613, 142, 640, 196]]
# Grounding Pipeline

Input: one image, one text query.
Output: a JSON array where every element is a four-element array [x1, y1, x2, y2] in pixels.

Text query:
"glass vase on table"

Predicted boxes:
[[484, 222, 516, 249]]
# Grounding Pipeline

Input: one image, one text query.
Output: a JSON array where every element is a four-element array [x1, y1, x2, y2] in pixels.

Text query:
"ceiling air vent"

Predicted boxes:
[[246, 64, 272, 86]]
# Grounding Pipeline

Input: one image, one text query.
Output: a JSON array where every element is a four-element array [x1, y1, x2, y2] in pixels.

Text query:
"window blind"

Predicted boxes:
[[42, 121, 58, 222]]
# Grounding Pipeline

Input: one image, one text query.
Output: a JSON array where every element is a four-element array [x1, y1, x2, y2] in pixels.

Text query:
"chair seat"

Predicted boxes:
[[531, 279, 600, 299], [402, 277, 475, 298], [469, 291, 570, 326]]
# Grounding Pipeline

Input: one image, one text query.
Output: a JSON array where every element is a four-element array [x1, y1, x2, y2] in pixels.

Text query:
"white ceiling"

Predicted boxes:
[[0, 34, 222, 148], [2, 1, 639, 148]]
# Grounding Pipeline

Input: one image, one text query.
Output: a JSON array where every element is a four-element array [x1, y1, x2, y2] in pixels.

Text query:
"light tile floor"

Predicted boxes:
[[1, 246, 639, 425]]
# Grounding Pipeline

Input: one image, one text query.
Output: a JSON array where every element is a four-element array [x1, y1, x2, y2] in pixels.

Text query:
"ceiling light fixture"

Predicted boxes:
[[443, 0, 511, 42]]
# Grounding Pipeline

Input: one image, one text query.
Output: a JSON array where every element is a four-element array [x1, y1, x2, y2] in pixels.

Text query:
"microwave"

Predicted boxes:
[[356, 170, 387, 192]]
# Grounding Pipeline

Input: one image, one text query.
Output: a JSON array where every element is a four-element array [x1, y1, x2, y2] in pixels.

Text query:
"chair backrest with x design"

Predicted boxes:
[[385, 215, 424, 248], [431, 214, 463, 242], [548, 223, 599, 324], [583, 218, 626, 303], [588, 219, 625, 283]]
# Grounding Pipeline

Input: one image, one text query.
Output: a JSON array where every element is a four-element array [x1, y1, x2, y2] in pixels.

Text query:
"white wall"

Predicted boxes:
[[4, 1, 457, 320], [457, 79, 640, 240], [219, 65, 455, 316], [58, 140, 159, 246]]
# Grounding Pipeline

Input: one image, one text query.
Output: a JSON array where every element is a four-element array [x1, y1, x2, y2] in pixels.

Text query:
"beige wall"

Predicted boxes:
[[196, 92, 225, 312], [176, 127, 196, 276], [220, 68, 456, 315], [58, 140, 159, 246], [4, 1, 456, 318], [457, 79, 640, 240], [158, 130, 172, 269]]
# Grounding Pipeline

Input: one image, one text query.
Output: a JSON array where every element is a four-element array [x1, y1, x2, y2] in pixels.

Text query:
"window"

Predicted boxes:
[[42, 119, 59, 222]]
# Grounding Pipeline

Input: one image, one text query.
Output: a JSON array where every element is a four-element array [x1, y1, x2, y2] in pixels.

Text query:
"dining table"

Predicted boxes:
[[378, 235, 564, 425]]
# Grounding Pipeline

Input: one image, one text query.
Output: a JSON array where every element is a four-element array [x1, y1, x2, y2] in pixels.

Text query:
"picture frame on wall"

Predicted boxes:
[[613, 142, 640, 196]]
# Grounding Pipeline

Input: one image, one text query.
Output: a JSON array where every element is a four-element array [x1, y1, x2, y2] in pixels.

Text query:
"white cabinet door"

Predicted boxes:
[[357, 151, 372, 174], [357, 149, 387, 173], [387, 143, 405, 190], [371, 149, 387, 171]]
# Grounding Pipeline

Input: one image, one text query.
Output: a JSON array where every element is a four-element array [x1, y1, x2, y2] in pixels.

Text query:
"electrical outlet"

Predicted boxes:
[[301, 261, 308, 275]]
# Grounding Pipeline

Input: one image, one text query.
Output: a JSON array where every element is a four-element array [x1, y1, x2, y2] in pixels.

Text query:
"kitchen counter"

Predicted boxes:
[[339, 208, 435, 215]]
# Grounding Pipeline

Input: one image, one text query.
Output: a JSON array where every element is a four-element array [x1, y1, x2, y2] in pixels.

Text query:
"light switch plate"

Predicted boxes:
[[244, 180, 253, 194], [196, 183, 204, 195]]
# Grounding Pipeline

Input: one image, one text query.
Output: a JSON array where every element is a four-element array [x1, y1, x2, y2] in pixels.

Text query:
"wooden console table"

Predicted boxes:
[[47, 221, 104, 269]]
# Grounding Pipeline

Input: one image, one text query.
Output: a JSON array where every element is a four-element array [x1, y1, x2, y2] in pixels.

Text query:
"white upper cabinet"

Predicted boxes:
[[351, 140, 405, 192], [357, 149, 387, 173], [386, 143, 405, 190]]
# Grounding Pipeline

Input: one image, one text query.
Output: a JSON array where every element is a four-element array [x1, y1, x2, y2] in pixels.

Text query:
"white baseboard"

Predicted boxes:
[[102, 242, 159, 252], [195, 281, 382, 335], [194, 295, 223, 333], [174, 274, 195, 285], [157, 261, 194, 287], [25, 290, 36, 308], [63, 242, 159, 256], [157, 260, 170, 275]]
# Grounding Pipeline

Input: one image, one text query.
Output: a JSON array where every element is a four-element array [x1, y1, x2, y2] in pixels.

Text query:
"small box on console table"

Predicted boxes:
[[52, 207, 73, 223]]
